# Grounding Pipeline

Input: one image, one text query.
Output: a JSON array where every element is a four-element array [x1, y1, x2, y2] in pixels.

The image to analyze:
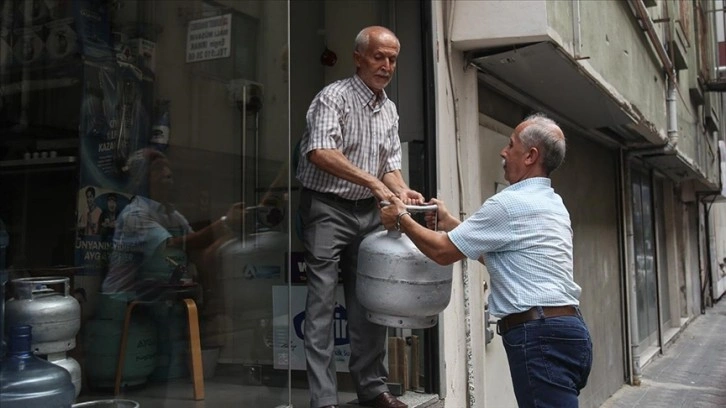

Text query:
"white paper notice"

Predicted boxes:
[[186, 14, 231, 63]]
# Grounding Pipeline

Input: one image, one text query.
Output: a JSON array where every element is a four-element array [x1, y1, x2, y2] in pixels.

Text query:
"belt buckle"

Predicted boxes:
[[496, 320, 504, 335]]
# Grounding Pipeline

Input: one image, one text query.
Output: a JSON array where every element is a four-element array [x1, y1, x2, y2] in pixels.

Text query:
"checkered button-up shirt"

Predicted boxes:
[[296, 75, 402, 200], [448, 177, 582, 317]]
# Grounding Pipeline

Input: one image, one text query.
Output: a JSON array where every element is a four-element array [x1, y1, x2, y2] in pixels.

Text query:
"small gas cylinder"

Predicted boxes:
[[357, 204, 453, 328], [5, 277, 81, 354]]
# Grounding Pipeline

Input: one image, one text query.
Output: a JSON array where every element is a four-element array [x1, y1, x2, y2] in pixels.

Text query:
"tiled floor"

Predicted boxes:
[[599, 297, 726, 408]]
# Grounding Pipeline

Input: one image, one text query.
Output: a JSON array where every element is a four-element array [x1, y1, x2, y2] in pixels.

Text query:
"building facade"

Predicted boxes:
[[0, 1, 724, 407], [434, 1, 726, 407]]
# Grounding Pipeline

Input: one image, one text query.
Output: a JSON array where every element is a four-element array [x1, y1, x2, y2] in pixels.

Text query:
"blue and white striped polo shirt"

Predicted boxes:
[[448, 177, 581, 317], [296, 75, 402, 200]]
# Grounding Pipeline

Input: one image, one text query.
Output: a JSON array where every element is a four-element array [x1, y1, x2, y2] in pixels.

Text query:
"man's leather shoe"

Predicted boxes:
[[359, 391, 407, 408]]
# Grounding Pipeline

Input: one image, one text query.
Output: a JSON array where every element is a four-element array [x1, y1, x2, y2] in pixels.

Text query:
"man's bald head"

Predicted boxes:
[[354, 26, 400, 53]]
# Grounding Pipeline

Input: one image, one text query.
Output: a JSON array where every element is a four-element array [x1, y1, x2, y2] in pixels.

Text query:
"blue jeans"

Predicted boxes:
[[501, 310, 593, 408]]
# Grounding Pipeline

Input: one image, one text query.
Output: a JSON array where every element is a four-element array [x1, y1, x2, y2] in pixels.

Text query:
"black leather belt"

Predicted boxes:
[[307, 188, 376, 208], [496, 305, 579, 335]]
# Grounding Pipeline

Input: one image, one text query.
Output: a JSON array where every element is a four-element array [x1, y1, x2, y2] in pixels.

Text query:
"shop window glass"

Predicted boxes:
[[1, 0, 291, 406]]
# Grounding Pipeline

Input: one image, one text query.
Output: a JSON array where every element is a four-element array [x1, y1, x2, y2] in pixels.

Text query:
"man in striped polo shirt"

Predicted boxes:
[[296, 26, 422, 408]]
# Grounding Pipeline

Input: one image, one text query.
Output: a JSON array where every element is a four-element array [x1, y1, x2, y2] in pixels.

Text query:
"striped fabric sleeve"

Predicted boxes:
[[304, 92, 343, 152], [382, 115, 402, 173]]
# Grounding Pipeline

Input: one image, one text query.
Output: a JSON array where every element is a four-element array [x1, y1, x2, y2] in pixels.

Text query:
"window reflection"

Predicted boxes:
[[1, 0, 290, 406]]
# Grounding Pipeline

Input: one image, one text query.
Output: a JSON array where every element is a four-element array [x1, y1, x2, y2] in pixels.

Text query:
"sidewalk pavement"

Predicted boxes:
[[599, 297, 726, 408]]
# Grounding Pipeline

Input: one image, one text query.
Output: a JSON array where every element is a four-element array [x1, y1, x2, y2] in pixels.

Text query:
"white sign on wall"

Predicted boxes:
[[272, 285, 351, 372], [186, 14, 231, 63]]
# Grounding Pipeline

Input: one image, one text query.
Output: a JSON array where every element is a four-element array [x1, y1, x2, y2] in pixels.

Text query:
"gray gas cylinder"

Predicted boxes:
[[5, 277, 81, 354], [357, 204, 453, 328]]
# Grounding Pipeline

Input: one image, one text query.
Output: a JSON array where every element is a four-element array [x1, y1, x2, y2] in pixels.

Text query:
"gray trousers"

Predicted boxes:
[[299, 188, 389, 408]]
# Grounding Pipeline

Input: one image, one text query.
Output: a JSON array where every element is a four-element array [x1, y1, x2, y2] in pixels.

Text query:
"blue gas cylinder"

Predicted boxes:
[[83, 294, 157, 389], [0, 325, 76, 408]]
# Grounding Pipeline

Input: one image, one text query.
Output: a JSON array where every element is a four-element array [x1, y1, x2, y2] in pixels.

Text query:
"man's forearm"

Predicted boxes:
[[398, 214, 464, 266], [441, 213, 462, 232], [382, 170, 409, 194]]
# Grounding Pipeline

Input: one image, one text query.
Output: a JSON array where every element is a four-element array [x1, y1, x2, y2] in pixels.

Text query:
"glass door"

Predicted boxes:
[[631, 168, 659, 351]]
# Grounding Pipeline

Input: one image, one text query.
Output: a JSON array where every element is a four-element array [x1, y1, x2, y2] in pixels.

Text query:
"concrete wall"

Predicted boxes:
[[556, 0, 722, 189], [565, 0, 667, 140]]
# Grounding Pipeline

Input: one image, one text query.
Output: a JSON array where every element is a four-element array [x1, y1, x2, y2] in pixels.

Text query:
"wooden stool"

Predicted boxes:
[[113, 296, 205, 400]]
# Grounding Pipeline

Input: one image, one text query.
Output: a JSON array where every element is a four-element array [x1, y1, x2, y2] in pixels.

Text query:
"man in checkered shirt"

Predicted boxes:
[[296, 26, 422, 408]]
